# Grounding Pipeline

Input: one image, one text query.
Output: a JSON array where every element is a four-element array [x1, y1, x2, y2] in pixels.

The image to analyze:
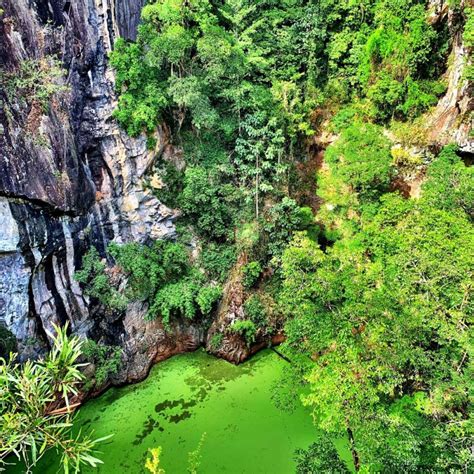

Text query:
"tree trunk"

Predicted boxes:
[[346, 424, 360, 471]]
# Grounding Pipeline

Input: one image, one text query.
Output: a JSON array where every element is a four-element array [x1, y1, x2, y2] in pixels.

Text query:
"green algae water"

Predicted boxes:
[[17, 349, 330, 473]]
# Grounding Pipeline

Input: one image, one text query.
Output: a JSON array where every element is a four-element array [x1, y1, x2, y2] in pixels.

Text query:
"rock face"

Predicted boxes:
[[427, 0, 473, 153], [0, 0, 187, 381]]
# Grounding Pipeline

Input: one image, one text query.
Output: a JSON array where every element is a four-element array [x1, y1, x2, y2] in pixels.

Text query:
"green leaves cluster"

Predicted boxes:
[[74, 247, 127, 311], [324, 123, 393, 198], [0, 325, 107, 473], [0, 57, 69, 112], [76, 240, 222, 327], [229, 320, 256, 346], [241, 261, 261, 289], [81, 340, 123, 389], [110, 240, 221, 325], [243, 294, 267, 329]]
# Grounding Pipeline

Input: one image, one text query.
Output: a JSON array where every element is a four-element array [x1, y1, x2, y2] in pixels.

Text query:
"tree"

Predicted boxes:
[[0, 324, 109, 473], [234, 112, 285, 219], [294, 438, 349, 474], [280, 191, 473, 471]]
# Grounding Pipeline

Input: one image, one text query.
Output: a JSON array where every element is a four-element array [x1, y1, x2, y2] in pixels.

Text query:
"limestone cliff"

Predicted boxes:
[[0, 0, 200, 382]]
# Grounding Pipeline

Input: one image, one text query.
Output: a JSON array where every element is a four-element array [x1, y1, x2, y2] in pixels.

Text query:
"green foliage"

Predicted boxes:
[[229, 320, 257, 345], [356, 0, 447, 120], [196, 285, 222, 316], [109, 38, 169, 136], [234, 112, 286, 217], [0, 57, 68, 112], [463, 7, 474, 81], [0, 324, 108, 473], [294, 438, 349, 474], [243, 294, 267, 328], [236, 221, 260, 252], [77, 240, 223, 327], [199, 242, 237, 282], [74, 247, 128, 311], [263, 198, 314, 260], [423, 146, 474, 219], [324, 123, 393, 198], [106, 1, 469, 471], [111, 241, 221, 325], [153, 161, 184, 209], [149, 275, 202, 325], [179, 166, 237, 240], [280, 185, 474, 471], [209, 333, 223, 351], [109, 240, 189, 301], [81, 340, 122, 388], [0, 324, 16, 360], [78, 1, 474, 470], [242, 261, 262, 289]]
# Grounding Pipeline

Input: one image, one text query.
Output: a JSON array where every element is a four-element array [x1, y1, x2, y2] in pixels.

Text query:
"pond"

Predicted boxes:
[[10, 349, 348, 473]]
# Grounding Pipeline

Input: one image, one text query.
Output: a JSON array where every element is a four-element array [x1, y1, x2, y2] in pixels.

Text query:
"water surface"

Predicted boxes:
[[13, 349, 333, 473]]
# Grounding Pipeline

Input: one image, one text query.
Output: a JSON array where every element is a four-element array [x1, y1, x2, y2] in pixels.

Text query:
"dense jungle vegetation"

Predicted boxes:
[[1, 0, 472, 472]]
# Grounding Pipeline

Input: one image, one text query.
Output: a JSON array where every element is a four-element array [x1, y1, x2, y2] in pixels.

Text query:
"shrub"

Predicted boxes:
[[422, 145, 474, 218], [229, 320, 257, 345], [242, 261, 262, 289], [294, 438, 349, 474], [196, 285, 222, 315], [264, 198, 314, 259], [109, 240, 189, 301], [81, 340, 122, 388], [0, 325, 16, 360], [179, 166, 237, 241], [1, 57, 68, 112], [236, 222, 260, 252], [199, 243, 237, 282], [74, 247, 128, 311], [324, 123, 393, 199], [0, 324, 107, 472], [148, 275, 202, 325], [243, 295, 267, 328], [153, 161, 184, 209], [209, 333, 224, 351]]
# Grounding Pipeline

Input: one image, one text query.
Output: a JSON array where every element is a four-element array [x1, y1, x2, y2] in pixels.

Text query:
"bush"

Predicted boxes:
[[242, 261, 262, 289], [236, 222, 260, 252], [82, 340, 122, 388], [1, 57, 68, 112], [179, 166, 237, 241], [324, 123, 393, 199], [109, 240, 189, 301], [229, 320, 257, 345], [264, 198, 314, 259], [422, 145, 474, 218], [153, 161, 184, 209], [243, 295, 267, 328], [74, 247, 128, 311], [148, 274, 202, 325], [0, 325, 16, 360], [0, 325, 106, 472], [209, 333, 223, 351], [196, 286, 222, 315], [294, 438, 349, 474], [199, 242, 237, 282]]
